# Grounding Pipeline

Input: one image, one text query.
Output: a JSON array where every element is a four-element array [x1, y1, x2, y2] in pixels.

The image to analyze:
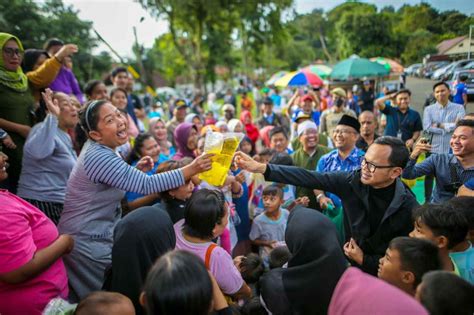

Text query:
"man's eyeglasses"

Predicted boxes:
[[333, 129, 355, 135], [3, 48, 23, 58], [361, 158, 394, 173]]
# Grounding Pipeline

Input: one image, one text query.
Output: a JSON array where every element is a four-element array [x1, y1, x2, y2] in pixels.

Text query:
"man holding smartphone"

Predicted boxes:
[[422, 82, 465, 201], [402, 119, 474, 203]]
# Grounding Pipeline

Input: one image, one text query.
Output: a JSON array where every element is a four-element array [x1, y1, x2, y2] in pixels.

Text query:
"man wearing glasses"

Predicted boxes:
[[235, 136, 417, 276], [315, 115, 365, 211]]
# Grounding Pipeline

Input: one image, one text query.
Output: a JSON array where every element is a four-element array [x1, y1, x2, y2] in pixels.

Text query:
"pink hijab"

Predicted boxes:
[[328, 268, 428, 315]]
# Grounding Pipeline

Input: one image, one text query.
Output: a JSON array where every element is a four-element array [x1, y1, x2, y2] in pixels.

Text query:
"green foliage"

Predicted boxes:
[[0, 0, 113, 86]]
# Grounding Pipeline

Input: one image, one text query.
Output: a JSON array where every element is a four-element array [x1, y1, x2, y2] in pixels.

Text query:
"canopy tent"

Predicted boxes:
[[329, 56, 389, 81]]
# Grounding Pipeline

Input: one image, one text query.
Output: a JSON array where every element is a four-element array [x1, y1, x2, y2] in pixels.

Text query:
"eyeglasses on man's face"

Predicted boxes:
[[361, 158, 394, 173], [333, 128, 356, 135]]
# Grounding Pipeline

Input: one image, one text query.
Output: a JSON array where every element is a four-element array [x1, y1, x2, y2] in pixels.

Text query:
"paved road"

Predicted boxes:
[[406, 77, 474, 116]]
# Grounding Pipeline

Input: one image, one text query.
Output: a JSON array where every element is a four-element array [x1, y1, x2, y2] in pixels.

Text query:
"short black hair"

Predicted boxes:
[[262, 185, 283, 199], [142, 250, 213, 315], [183, 189, 226, 239], [412, 204, 469, 249], [459, 75, 468, 82], [269, 152, 294, 166], [269, 246, 291, 269], [388, 237, 442, 288], [111, 66, 128, 78], [373, 136, 409, 168], [84, 80, 104, 97], [433, 81, 449, 91], [455, 119, 474, 130], [419, 271, 474, 315], [464, 112, 474, 119], [22, 49, 49, 73], [43, 38, 64, 51], [395, 89, 412, 97], [269, 126, 288, 140], [445, 197, 474, 229], [258, 148, 275, 157], [240, 253, 264, 284]]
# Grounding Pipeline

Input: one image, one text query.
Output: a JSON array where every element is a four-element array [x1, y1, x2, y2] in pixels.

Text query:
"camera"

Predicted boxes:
[[444, 182, 462, 193]]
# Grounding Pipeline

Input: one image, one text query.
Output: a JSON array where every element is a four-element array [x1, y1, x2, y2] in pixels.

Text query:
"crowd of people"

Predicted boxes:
[[0, 31, 474, 315]]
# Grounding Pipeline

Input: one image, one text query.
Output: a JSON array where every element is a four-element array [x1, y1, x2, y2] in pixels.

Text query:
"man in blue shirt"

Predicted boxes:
[[375, 89, 423, 150], [453, 75, 468, 107], [403, 119, 474, 203], [316, 115, 365, 210]]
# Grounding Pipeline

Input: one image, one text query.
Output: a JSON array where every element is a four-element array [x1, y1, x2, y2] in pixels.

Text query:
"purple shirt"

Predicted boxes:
[[49, 67, 84, 103], [174, 219, 244, 294]]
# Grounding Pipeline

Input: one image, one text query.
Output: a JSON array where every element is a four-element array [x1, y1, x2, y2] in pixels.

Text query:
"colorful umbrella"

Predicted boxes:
[[265, 71, 289, 86], [330, 57, 390, 80], [274, 70, 323, 87], [302, 64, 332, 79], [370, 57, 404, 73]]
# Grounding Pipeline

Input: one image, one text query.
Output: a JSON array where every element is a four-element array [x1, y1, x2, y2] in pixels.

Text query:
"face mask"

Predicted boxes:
[[335, 97, 344, 107]]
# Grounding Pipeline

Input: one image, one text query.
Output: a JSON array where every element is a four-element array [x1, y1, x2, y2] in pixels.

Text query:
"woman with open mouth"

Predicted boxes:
[[57, 99, 213, 302]]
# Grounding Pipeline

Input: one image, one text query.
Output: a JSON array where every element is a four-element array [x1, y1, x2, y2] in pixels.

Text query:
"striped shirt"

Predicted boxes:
[[84, 142, 184, 195], [402, 154, 474, 203], [58, 141, 185, 300], [423, 102, 465, 154]]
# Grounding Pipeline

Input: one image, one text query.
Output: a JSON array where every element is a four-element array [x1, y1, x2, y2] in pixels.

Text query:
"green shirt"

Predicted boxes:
[[0, 83, 34, 186], [291, 145, 331, 210]]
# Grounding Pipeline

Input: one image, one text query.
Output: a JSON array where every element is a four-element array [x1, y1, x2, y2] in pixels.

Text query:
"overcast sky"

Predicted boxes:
[[62, 0, 474, 59]]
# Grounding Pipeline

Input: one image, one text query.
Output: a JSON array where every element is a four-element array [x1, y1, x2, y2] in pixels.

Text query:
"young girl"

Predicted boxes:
[[57, 100, 213, 302], [148, 117, 175, 161], [84, 80, 108, 101], [110, 87, 139, 138], [125, 133, 161, 203], [173, 189, 251, 300]]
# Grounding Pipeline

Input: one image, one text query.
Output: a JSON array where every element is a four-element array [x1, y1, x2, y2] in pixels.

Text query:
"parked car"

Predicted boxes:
[[441, 59, 473, 81], [432, 63, 455, 80], [405, 63, 422, 76], [463, 60, 474, 69], [424, 61, 449, 79], [446, 69, 474, 102]]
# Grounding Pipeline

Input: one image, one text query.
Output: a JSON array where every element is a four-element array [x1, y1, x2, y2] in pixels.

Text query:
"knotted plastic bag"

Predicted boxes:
[[199, 130, 244, 186]]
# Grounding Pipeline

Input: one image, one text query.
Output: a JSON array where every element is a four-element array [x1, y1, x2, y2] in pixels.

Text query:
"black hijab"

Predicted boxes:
[[105, 206, 176, 315], [261, 206, 347, 315]]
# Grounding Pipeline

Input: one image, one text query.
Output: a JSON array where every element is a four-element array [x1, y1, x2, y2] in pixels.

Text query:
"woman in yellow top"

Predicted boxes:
[[0, 32, 76, 192]]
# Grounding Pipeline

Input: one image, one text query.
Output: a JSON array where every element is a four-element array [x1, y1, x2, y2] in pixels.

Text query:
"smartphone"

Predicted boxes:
[[419, 131, 433, 145]]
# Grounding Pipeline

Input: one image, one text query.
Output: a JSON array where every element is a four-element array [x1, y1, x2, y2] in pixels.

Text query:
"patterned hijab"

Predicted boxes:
[[0, 33, 28, 92]]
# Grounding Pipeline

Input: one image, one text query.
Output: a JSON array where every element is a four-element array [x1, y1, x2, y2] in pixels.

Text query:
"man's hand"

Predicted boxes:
[[234, 151, 266, 173], [410, 139, 432, 160], [318, 195, 334, 210], [343, 238, 364, 265], [55, 44, 78, 63], [405, 138, 415, 149]]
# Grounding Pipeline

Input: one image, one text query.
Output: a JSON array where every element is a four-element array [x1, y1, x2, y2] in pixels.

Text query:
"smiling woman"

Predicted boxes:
[[17, 89, 79, 225], [56, 99, 213, 302]]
